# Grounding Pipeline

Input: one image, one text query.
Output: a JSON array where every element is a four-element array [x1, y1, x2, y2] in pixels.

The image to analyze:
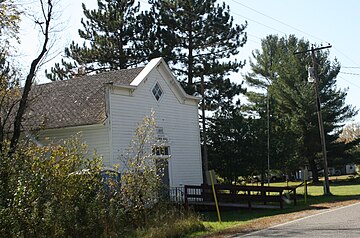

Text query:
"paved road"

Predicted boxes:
[[236, 202, 360, 238]]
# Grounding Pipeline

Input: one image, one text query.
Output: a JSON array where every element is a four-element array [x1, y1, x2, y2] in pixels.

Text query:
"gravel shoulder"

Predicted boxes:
[[201, 197, 360, 238]]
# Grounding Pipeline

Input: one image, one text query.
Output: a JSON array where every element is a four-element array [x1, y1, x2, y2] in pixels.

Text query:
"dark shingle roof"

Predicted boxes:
[[23, 67, 144, 130]]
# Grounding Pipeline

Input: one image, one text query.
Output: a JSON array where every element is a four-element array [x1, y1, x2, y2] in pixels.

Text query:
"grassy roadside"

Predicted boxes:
[[189, 175, 360, 237]]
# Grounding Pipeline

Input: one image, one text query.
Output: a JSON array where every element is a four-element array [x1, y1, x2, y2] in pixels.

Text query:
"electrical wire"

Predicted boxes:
[[229, 10, 288, 36], [227, 0, 360, 93], [339, 72, 360, 76], [342, 67, 360, 69], [230, 0, 331, 45], [333, 46, 360, 68], [337, 75, 360, 89], [229, 0, 360, 75], [138, 0, 360, 90]]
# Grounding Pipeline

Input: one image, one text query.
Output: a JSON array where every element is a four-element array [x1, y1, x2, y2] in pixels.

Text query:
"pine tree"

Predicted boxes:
[[46, 0, 148, 81], [150, 0, 247, 110], [246, 35, 357, 181]]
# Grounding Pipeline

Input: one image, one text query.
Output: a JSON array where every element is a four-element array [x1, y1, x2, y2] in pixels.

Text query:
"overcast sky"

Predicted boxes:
[[16, 0, 360, 122]]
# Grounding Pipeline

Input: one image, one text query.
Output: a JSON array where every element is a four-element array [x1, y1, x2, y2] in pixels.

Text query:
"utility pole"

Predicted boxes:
[[294, 44, 332, 195]]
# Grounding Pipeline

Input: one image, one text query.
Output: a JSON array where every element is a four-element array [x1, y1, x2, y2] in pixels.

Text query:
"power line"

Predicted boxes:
[[230, 0, 330, 44], [145, 0, 360, 73], [315, 64, 360, 89], [229, 0, 360, 71], [340, 71, 360, 76], [333, 46, 360, 68], [229, 10, 288, 36], [229, 1, 360, 110], [247, 33, 262, 41], [337, 75, 360, 90], [342, 66, 360, 69]]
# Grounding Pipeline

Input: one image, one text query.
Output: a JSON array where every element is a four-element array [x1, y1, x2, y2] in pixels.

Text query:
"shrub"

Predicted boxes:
[[0, 137, 128, 237], [0, 111, 204, 237]]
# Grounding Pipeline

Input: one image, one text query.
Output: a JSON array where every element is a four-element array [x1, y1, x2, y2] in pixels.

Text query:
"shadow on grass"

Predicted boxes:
[[200, 194, 360, 223]]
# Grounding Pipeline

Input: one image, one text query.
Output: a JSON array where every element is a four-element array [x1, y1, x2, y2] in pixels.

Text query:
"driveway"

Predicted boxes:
[[236, 202, 360, 238]]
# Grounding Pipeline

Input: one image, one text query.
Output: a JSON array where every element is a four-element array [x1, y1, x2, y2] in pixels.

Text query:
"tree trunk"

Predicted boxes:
[[187, 19, 194, 94], [309, 156, 319, 182], [9, 0, 52, 154]]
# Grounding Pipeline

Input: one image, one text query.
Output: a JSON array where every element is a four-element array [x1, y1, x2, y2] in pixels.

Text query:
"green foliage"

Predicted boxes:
[[208, 110, 266, 184], [0, 108, 199, 237], [0, 137, 112, 237], [47, 0, 247, 112], [151, 0, 247, 109], [46, 0, 147, 80], [245, 35, 357, 180]]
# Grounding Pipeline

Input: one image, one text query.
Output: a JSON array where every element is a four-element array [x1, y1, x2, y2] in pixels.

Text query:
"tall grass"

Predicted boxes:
[[135, 204, 205, 238]]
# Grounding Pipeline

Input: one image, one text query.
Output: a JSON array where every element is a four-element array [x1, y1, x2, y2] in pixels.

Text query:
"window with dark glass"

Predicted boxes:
[[152, 82, 163, 101]]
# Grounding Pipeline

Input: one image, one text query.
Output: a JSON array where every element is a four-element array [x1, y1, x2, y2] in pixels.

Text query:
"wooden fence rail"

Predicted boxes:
[[184, 184, 297, 209]]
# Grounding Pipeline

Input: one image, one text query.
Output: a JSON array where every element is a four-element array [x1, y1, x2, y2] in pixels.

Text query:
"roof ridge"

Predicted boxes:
[[35, 67, 145, 88], [23, 66, 145, 130]]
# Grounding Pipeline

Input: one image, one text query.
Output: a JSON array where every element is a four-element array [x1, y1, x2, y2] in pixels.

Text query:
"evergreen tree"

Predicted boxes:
[[46, 0, 149, 81], [246, 35, 357, 181], [47, 0, 247, 111], [208, 109, 267, 184], [150, 0, 247, 110]]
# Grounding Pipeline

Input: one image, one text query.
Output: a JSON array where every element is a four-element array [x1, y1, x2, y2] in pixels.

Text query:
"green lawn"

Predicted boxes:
[[273, 176, 360, 196], [190, 175, 360, 237]]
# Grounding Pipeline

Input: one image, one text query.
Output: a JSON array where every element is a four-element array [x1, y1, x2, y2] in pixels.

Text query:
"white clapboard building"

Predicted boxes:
[[24, 58, 203, 187]]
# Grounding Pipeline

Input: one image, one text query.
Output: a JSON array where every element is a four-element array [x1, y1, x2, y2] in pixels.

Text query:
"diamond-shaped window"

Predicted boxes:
[[152, 82, 163, 101]]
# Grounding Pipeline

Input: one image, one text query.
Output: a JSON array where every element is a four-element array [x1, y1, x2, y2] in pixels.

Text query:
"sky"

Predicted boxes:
[[16, 0, 360, 123]]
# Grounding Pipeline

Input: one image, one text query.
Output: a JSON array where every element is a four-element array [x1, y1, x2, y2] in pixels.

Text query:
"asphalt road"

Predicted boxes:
[[236, 202, 360, 238]]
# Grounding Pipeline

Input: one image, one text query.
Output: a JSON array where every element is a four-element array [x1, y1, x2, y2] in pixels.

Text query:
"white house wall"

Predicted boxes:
[[38, 124, 111, 166], [109, 68, 203, 187]]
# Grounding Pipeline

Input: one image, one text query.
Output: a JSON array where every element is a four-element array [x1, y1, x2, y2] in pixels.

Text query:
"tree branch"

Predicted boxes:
[[9, 0, 53, 153]]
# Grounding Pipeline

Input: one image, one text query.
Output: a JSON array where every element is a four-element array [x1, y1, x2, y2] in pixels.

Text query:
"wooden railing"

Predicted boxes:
[[184, 184, 297, 209]]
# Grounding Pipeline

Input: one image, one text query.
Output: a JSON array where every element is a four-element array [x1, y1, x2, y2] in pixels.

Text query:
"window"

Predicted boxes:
[[152, 82, 163, 101], [153, 146, 170, 156], [153, 127, 170, 157]]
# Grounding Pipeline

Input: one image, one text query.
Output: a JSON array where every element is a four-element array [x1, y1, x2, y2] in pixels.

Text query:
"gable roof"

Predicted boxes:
[[24, 67, 143, 130], [23, 57, 199, 131]]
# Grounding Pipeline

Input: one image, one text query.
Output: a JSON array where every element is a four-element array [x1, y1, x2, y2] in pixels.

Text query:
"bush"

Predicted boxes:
[[0, 137, 133, 237], [0, 112, 204, 237]]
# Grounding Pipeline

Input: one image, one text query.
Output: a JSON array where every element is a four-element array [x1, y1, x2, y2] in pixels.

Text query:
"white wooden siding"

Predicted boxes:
[[109, 69, 203, 187], [38, 124, 111, 166]]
